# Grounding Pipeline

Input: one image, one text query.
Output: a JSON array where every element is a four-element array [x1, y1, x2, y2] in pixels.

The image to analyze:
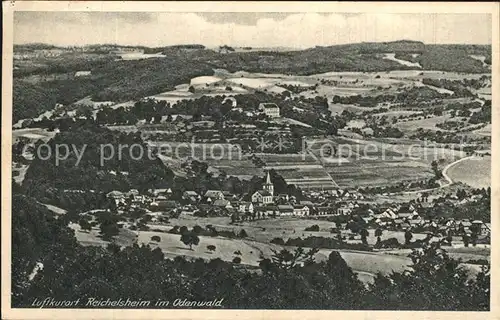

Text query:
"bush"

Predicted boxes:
[[192, 225, 204, 234], [270, 237, 285, 245], [232, 256, 241, 264], [238, 229, 248, 238], [304, 224, 320, 232], [151, 235, 161, 242]]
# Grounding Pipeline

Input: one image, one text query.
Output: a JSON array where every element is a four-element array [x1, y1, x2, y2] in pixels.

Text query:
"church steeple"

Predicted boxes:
[[263, 171, 274, 196]]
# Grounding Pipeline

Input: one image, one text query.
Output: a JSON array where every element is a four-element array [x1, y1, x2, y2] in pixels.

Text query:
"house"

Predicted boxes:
[[299, 200, 314, 207], [155, 195, 167, 201], [74, 70, 91, 77], [106, 190, 126, 207], [126, 189, 140, 197], [238, 202, 254, 214], [151, 200, 178, 211], [131, 195, 147, 204], [375, 218, 388, 227], [107, 190, 125, 200], [314, 206, 336, 216], [255, 205, 278, 217], [444, 219, 457, 228], [150, 188, 172, 197], [251, 190, 273, 205], [180, 209, 197, 216], [459, 220, 472, 228], [337, 206, 352, 215], [277, 194, 289, 201], [222, 191, 237, 200], [198, 204, 212, 212], [472, 220, 490, 236], [278, 204, 294, 216], [379, 208, 398, 220], [183, 191, 200, 203], [204, 190, 225, 201], [293, 205, 310, 216], [401, 222, 411, 230], [213, 199, 233, 209], [342, 190, 352, 199], [362, 217, 373, 224], [258, 103, 280, 118], [409, 219, 424, 227], [397, 212, 414, 220], [251, 171, 275, 205], [393, 219, 404, 228]]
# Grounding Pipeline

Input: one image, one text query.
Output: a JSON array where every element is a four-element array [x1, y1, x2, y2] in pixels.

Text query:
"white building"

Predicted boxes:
[[258, 103, 280, 118], [251, 172, 275, 205]]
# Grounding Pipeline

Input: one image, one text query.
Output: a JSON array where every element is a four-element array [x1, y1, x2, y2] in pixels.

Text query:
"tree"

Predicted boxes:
[[188, 86, 195, 94], [207, 245, 216, 252], [305, 224, 320, 232], [368, 243, 490, 310], [151, 235, 161, 242], [232, 256, 241, 264], [375, 228, 383, 245], [360, 228, 369, 245], [180, 232, 200, 250], [192, 225, 203, 234], [238, 229, 248, 238], [404, 230, 413, 245], [270, 237, 285, 245], [79, 218, 92, 232], [462, 233, 470, 247], [431, 160, 443, 179], [270, 247, 319, 270]]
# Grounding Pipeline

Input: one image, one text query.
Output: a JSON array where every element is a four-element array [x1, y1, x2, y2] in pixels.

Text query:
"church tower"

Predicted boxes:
[[263, 171, 274, 196]]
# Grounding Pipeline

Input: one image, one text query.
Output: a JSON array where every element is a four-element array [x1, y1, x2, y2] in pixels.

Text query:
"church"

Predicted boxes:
[[251, 171, 274, 205]]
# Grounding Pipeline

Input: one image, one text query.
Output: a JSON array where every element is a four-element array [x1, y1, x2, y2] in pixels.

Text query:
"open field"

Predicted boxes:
[[206, 158, 264, 180], [446, 155, 490, 189], [471, 123, 492, 136], [12, 128, 57, 143], [371, 110, 422, 118], [69, 223, 137, 247], [394, 114, 453, 133], [118, 52, 167, 60], [383, 53, 422, 68], [306, 136, 467, 188], [255, 152, 337, 189]]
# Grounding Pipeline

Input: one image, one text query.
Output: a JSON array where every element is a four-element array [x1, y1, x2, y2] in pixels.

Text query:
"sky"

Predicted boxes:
[[14, 12, 492, 48]]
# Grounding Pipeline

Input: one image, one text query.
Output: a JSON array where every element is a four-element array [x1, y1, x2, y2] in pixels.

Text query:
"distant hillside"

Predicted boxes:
[[12, 40, 491, 123], [317, 40, 426, 53], [14, 43, 62, 52]]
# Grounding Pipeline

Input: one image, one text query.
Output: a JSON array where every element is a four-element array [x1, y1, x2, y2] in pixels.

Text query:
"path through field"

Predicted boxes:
[[401, 155, 474, 195]]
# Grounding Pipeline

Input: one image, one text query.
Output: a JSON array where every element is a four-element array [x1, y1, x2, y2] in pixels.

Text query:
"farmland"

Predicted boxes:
[[305, 136, 468, 188], [446, 155, 491, 189], [394, 115, 454, 133]]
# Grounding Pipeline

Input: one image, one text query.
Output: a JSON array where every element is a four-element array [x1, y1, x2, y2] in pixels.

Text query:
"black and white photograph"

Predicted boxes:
[[2, 1, 498, 319]]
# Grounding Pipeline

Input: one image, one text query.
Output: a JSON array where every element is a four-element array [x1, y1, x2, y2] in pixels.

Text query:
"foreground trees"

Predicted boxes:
[[12, 193, 490, 310]]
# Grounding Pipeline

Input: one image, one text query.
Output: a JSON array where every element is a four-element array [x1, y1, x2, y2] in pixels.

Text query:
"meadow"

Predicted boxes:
[[446, 155, 491, 189], [69, 214, 487, 284]]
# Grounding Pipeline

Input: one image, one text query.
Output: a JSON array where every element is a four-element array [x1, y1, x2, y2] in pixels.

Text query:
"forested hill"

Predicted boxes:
[[13, 40, 491, 123]]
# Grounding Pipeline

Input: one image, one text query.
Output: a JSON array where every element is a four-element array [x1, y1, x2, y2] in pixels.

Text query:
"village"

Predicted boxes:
[[101, 169, 491, 248]]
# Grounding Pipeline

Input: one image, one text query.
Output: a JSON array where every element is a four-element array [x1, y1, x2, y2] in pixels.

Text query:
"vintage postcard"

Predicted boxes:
[[2, 1, 499, 319]]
